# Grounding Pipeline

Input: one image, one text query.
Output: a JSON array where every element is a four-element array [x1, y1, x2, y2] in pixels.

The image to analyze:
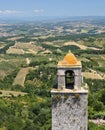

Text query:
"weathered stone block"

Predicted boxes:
[[52, 93, 88, 130]]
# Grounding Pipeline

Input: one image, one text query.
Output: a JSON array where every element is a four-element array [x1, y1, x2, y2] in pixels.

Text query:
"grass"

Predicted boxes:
[[0, 90, 27, 97], [0, 61, 15, 74], [0, 69, 6, 79], [0, 127, 7, 130], [6, 42, 44, 55], [83, 72, 103, 79], [13, 67, 32, 87], [64, 41, 87, 50], [81, 29, 88, 33], [0, 54, 26, 79], [6, 48, 25, 54]]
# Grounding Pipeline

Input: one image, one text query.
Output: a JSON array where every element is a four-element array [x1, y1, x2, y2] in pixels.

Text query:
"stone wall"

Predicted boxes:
[[52, 93, 88, 130]]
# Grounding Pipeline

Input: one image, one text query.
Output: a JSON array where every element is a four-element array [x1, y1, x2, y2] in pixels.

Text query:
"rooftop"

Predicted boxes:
[[57, 51, 81, 67]]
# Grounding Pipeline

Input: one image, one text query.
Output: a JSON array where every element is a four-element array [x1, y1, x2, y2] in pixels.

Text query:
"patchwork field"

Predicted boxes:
[[6, 41, 43, 55], [64, 41, 101, 50], [0, 69, 6, 79], [83, 72, 103, 79], [13, 67, 32, 87]]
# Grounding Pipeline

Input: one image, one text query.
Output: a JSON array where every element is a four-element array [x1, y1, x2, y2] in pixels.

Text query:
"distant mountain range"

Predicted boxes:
[[0, 16, 105, 23]]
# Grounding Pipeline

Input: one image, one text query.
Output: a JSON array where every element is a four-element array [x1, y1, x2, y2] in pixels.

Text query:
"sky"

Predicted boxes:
[[0, 0, 105, 19]]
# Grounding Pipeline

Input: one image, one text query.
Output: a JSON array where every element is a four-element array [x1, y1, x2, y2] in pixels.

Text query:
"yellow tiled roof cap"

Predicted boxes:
[[58, 51, 81, 66]]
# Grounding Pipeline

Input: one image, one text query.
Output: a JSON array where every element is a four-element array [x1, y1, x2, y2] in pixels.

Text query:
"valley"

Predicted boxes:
[[0, 17, 105, 129]]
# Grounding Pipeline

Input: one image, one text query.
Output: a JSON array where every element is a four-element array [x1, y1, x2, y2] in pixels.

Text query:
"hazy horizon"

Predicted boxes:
[[1, 16, 105, 23]]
